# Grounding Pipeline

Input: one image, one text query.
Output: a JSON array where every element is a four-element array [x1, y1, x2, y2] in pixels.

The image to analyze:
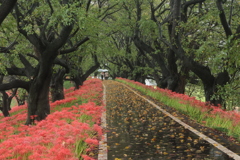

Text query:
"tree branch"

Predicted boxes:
[[59, 37, 89, 54], [183, 0, 206, 12], [0, 41, 18, 53], [4, 67, 26, 76], [46, 24, 74, 53], [46, 0, 54, 15], [0, 80, 30, 91], [0, 0, 17, 25], [153, 0, 166, 11], [18, 54, 35, 77], [86, 0, 92, 12], [54, 58, 70, 73], [82, 54, 100, 79], [14, 5, 44, 52], [216, 0, 232, 37], [98, 3, 119, 20]]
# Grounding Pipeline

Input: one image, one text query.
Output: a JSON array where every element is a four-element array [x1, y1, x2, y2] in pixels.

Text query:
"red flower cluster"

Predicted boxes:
[[0, 78, 104, 160], [117, 78, 240, 127]]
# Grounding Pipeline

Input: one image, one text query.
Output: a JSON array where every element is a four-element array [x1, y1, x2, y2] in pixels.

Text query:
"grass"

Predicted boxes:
[[51, 98, 83, 112], [185, 83, 205, 102], [10, 98, 18, 108], [116, 78, 240, 142], [64, 81, 74, 89]]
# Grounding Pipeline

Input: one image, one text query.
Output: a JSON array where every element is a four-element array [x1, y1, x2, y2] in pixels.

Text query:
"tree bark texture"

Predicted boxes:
[[0, 91, 10, 117], [25, 59, 53, 125], [50, 69, 66, 102]]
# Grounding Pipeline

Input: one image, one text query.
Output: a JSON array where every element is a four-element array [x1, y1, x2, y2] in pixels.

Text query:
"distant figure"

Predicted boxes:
[[234, 107, 239, 113], [101, 72, 105, 80], [105, 72, 109, 80]]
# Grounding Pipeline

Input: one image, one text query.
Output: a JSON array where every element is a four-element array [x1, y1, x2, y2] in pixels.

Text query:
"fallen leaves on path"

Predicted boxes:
[[103, 80, 233, 160]]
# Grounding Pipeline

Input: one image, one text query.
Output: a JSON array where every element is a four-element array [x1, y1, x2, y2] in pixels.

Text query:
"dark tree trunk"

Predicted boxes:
[[72, 56, 100, 90], [165, 1, 188, 94], [0, 76, 11, 116], [175, 74, 187, 94], [172, 66, 189, 93], [50, 69, 66, 102], [5, 92, 13, 111], [203, 71, 230, 107], [159, 74, 186, 94], [134, 73, 145, 84], [0, 91, 10, 117], [166, 76, 179, 92], [25, 62, 53, 125], [73, 76, 83, 90]]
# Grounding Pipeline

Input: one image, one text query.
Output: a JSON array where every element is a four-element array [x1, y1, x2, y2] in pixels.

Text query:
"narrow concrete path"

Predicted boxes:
[[98, 84, 107, 160], [98, 80, 240, 160]]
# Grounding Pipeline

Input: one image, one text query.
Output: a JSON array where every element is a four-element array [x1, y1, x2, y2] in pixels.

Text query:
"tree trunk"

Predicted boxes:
[[50, 69, 66, 102], [203, 71, 230, 107], [72, 58, 100, 90], [25, 62, 52, 125], [174, 66, 189, 93], [0, 91, 10, 117], [133, 72, 145, 84], [0, 76, 11, 116], [175, 74, 187, 94], [73, 76, 83, 90], [158, 71, 188, 94]]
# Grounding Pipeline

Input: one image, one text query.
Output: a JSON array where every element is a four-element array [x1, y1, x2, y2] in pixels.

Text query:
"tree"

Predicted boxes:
[[0, 0, 90, 124], [103, 0, 240, 108], [102, 32, 149, 83], [50, 67, 67, 102], [0, 0, 122, 124], [159, 0, 240, 107]]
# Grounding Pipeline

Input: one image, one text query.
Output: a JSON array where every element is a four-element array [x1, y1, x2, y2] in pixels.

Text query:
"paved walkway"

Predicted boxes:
[[98, 80, 240, 160]]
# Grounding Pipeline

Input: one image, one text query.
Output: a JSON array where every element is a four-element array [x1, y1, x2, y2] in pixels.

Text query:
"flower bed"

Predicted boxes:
[[116, 77, 240, 141], [0, 78, 104, 160]]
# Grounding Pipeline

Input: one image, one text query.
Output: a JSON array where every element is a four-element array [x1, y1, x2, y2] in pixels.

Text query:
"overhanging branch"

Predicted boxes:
[[0, 80, 30, 91], [59, 37, 89, 54]]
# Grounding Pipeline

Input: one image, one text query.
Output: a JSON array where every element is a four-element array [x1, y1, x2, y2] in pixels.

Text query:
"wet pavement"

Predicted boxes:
[[103, 80, 238, 160]]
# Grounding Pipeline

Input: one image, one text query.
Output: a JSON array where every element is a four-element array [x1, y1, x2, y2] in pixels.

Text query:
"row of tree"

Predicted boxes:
[[103, 0, 240, 110], [0, 0, 120, 124]]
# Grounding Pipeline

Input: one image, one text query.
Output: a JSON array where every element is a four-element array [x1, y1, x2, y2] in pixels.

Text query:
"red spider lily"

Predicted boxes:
[[117, 77, 240, 135], [85, 138, 99, 146], [82, 154, 96, 160], [0, 78, 104, 159]]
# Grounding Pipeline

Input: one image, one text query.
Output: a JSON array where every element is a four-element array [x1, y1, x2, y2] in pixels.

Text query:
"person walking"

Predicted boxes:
[[101, 72, 105, 80]]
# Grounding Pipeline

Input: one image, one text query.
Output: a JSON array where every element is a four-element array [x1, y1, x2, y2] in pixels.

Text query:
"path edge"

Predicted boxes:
[[98, 84, 107, 160], [121, 83, 240, 160]]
